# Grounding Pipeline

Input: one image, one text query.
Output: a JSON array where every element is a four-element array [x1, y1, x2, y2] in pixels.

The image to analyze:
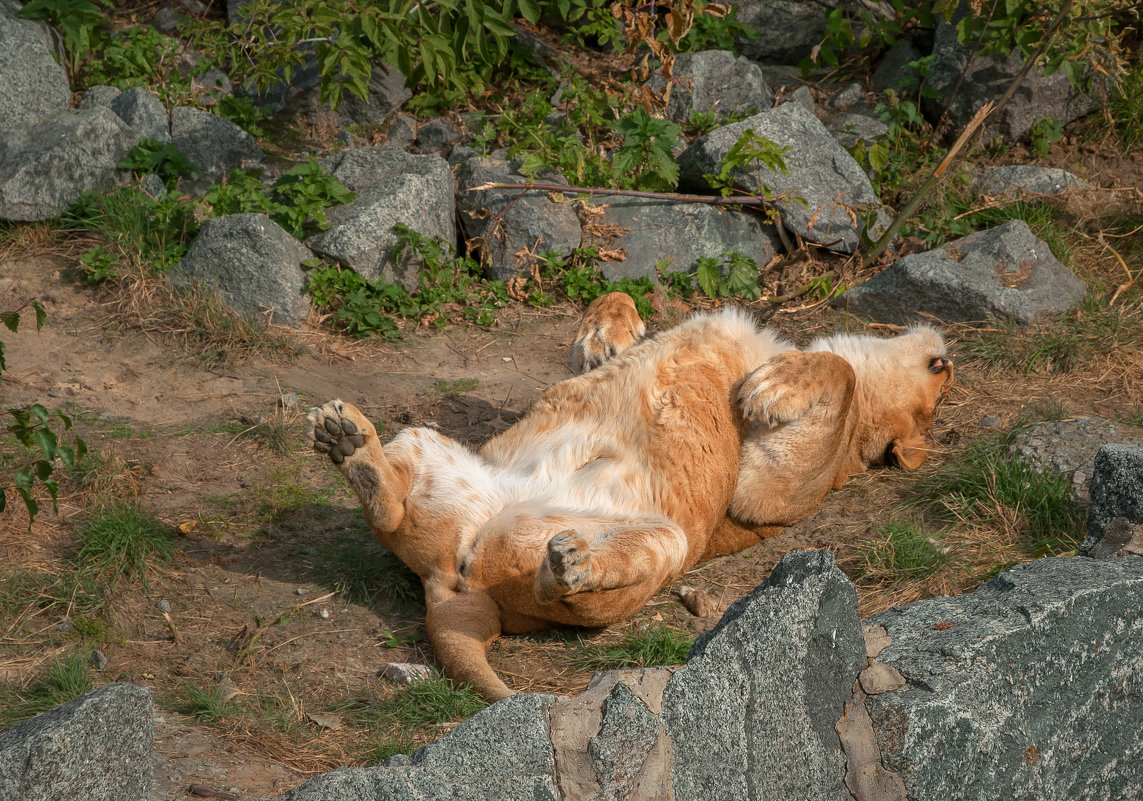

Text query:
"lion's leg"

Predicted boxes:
[[424, 583, 511, 702], [569, 291, 646, 373], [534, 519, 688, 607], [306, 400, 409, 534], [729, 351, 860, 527], [737, 350, 855, 428]]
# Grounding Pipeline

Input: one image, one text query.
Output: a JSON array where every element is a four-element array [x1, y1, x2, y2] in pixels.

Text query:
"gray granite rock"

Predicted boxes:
[[307, 147, 455, 290], [78, 85, 123, 110], [1010, 417, 1143, 506], [971, 165, 1091, 198], [829, 112, 888, 150], [416, 118, 461, 154], [867, 557, 1143, 801], [662, 550, 865, 801], [678, 102, 890, 253], [1085, 444, 1143, 555], [871, 39, 923, 93], [335, 64, 411, 129], [171, 213, 313, 327], [722, 0, 842, 65], [838, 220, 1086, 325], [110, 87, 171, 143], [925, 21, 1099, 141], [647, 50, 772, 123], [585, 197, 779, 282], [0, 107, 143, 221], [0, 683, 154, 801], [266, 693, 558, 801], [455, 156, 581, 282], [0, 14, 71, 130], [385, 113, 417, 150], [170, 106, 263, 188]]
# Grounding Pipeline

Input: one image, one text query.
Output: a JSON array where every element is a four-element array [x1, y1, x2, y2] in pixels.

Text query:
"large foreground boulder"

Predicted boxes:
[[661, 550, 865, 800], [262, 551, 865, 801], [170, 213, 313, 327], [865, 557, 1143, 800], [678, 102, 890, 254], [0, 107, 142, 221], [0, 683, 154, 801], [838, 220, 1086, 325]]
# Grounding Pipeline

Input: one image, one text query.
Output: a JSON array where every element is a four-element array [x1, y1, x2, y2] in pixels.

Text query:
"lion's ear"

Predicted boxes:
[[890, 436, 928, 470]]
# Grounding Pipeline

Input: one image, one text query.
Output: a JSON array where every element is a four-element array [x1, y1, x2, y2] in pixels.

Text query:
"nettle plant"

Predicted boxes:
[[1, 302, 86, 521]]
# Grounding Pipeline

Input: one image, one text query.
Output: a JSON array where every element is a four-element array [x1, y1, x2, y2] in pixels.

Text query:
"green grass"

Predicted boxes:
[[177, 681, 240, 722], [913, 433, 1085, 557], [1109, 59, 1143, 148], [339, 674, 486, 732], [364, 732, 419, 764], [432, 378, 480, 397], [860, 520, 950, 583], [570, 625, 695, 672], [74, 501, 175, 587], [0, 568, 106, 629], [961, 291, 1143, 375], [314, 533, 421, 609], [0, 652, 93, 730]]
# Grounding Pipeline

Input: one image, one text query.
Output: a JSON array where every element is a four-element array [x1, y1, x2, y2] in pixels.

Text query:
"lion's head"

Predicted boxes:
[[812, 325, 954, 470]]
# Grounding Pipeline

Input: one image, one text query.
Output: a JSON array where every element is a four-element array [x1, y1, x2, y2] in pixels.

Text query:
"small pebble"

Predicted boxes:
[[156, 599, 172, 613], [295, 588, 310, 595], [57, 620, 73, 632], [90, 649, 109, 670], [317, 608, 331, 619], [979, 415, 1003, 428]]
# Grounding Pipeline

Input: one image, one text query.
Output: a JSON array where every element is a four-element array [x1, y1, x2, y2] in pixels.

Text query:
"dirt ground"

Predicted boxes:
[[2, 136, 1142, 799]]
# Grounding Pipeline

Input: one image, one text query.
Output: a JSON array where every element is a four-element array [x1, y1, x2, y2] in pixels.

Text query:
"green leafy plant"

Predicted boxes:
[[536, 247, 656, 317], [1, 301, 86, 521], [705, 129, 791, 207], [694, 251, 762, 300], [307, 225, 507, 339], [77, 245, 118, 285], [64, 185, 199, 274], [17, 0, 109, 74], [610, 106, 681, 191], [205, 162, 355, 240], [1029, 116, 1063, 156], [117, 139, 200, 190]]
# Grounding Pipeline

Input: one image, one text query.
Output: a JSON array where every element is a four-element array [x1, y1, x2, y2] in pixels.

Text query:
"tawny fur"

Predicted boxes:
[[306, 293, 953, 701]]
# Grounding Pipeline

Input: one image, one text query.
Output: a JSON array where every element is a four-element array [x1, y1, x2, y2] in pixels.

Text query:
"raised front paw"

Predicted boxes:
[[535, 530, 593, 603], [306, 400, 372, 465], [570, 292, 646, 373], [738, 351, 844, 427]]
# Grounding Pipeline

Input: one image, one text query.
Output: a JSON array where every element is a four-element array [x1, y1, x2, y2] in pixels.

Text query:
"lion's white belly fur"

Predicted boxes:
[[387, 309, 790, 556]]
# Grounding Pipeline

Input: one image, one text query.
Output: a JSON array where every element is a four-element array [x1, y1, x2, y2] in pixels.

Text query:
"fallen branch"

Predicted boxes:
[[469, 182, 771, 207]]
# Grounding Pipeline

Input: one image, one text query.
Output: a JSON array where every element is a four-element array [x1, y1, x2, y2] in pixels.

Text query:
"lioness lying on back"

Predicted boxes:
[[307, 293, 953, 700]]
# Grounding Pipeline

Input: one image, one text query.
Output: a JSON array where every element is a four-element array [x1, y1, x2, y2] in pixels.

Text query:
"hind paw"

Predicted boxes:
[[535, 530, 593, 603], [570, 293, 646, 373]]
